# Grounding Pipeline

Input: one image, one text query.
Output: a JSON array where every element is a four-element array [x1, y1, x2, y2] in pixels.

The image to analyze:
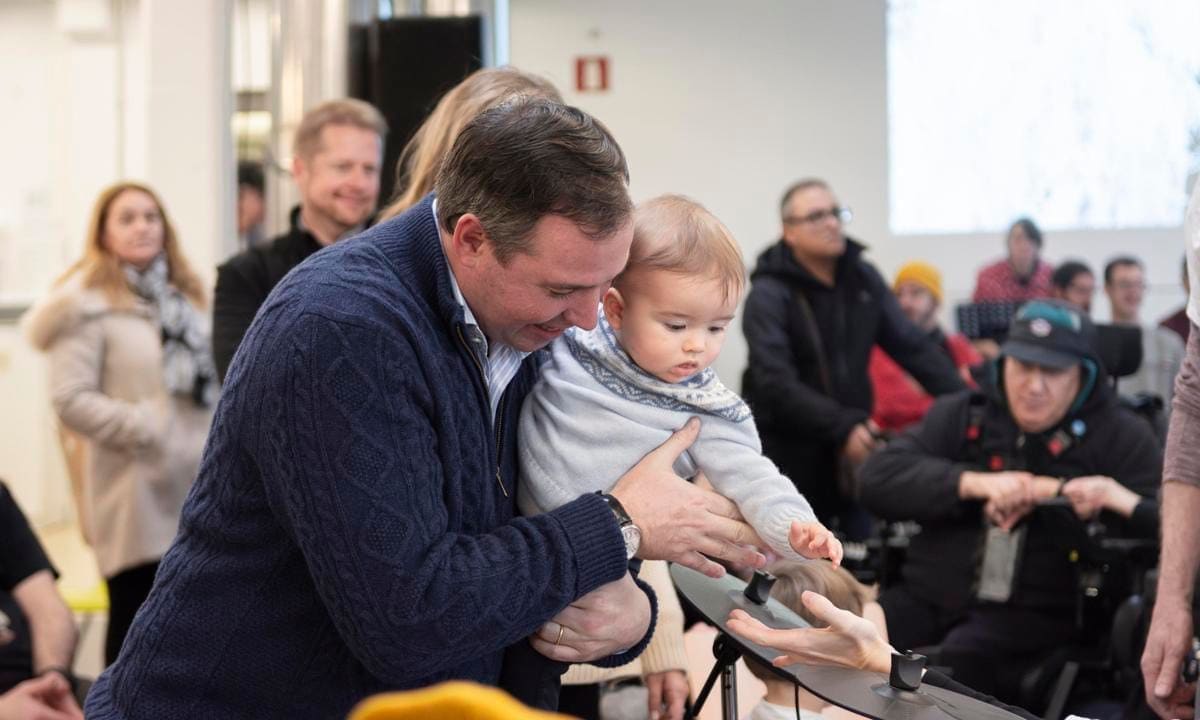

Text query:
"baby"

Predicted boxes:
[[518, 194, 841, 565]]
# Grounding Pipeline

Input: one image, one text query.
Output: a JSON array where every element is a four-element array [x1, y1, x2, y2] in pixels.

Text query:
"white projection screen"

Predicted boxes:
[[887, 0, 1200, 236]]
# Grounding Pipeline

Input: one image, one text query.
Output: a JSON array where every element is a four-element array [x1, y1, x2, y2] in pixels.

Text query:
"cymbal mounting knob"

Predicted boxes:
[[743, 571, 777, 605]]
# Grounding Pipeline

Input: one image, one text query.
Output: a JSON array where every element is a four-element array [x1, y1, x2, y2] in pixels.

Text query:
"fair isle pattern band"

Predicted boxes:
[[563, 311, 752, 423]]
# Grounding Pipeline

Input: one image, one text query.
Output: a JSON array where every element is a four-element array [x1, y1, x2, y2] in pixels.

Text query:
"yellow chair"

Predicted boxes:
[[61, 582, 108, 646], [349, 681, 574, 720]]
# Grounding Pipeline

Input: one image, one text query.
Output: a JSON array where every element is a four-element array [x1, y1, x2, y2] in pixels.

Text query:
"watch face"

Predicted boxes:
[[621, 524, 642, 559]]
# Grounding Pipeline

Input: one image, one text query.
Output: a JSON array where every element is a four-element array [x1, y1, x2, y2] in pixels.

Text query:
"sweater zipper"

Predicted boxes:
[[494, 395, 509, 497], [456, 326, 509, 498]]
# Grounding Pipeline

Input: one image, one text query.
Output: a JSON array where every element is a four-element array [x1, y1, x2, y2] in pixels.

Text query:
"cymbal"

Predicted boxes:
[[670, 563, 1025, 720]]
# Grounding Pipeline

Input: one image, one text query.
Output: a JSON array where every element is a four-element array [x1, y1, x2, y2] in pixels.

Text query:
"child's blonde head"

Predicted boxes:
[[743, 561, 877, 683], [614, 195, 745, 303]]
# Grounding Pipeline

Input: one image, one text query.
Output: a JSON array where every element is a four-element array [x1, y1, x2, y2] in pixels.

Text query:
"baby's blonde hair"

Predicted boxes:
[[614, 195, 745, 303]]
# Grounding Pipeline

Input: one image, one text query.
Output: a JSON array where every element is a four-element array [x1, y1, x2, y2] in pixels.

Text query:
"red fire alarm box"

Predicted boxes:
[[575, 56, 609, 92]]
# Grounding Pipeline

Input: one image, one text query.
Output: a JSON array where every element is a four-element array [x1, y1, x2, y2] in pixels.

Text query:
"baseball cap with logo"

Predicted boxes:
[[1001, 300, 1097, 369]]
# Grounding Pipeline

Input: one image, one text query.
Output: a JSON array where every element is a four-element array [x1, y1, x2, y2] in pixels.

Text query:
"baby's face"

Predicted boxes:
[[609, 269, 738, 383]]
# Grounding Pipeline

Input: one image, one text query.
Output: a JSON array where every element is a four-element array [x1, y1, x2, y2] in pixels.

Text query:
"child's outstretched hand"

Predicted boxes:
[[789, 520, 843, 567]]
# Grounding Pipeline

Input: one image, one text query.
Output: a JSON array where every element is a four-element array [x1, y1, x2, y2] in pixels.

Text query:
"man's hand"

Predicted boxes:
[[529, 572, 650, 663], [789, 521, 844, 567], [972, 338, 1001, 361], [1061, 475, 1141, 520], [0, 673, 83, 720], [645, 669, 689, 720], [611, 418, 766, 578], [726, 591, 893, 674], [960, 471, 1035, 529], [1141, 598, 1195, 719], [841, 422, 881, 467]]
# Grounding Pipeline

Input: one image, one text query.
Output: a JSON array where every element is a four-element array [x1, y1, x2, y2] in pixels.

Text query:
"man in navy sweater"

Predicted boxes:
[[85, 100, 765, 719]]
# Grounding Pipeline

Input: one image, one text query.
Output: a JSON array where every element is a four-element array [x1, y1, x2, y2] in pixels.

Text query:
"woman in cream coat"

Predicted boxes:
[[22, 182, 215, 666]]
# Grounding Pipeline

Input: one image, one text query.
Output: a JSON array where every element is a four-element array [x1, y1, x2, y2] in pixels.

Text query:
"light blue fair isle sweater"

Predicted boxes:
[[518, 310, 816, 561]]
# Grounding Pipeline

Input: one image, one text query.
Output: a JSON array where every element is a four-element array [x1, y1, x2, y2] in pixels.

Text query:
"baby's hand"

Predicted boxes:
[[789, 520, 843, 567]]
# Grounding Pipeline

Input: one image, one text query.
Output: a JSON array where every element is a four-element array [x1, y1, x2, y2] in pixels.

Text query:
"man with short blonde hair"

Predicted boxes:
[[213, 98, 387, 380], [292, 98, 387, 160]]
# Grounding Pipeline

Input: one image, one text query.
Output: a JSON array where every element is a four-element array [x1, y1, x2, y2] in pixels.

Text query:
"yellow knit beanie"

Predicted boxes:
[[893, 261, 942, 304]]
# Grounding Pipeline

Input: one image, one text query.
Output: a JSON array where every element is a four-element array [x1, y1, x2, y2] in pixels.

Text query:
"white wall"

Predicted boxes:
[[0, 0, 233, 523], [510, 0, 1190, 384]]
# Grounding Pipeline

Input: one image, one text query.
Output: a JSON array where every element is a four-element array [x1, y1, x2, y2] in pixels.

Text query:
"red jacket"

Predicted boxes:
[[870, 332, 982, 432]]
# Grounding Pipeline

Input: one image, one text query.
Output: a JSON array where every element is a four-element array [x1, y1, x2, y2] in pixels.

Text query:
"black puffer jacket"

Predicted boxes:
[[213, 207, 324, 381], [741, 238, 965, 520], [859, 359, 1161, 614]]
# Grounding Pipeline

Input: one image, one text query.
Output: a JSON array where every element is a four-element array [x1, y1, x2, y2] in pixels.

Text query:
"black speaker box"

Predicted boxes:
[[350, 16, 484, 208]]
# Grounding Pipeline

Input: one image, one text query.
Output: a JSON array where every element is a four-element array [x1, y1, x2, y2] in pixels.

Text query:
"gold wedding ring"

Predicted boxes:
[[554, 624, 565, 646]]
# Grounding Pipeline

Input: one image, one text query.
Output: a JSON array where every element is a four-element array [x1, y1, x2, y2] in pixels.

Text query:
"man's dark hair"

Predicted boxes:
[[1103, 255, 1143, 285], [435, 98, 631, 263], [237, 162, 264, 194], [1009, 217, 1043, 248], [1052, 259, 1093, 290], [779, 178, 830, 219]]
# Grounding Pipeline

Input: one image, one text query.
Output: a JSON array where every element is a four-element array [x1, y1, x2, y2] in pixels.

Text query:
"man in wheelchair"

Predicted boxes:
[[858, 300, 1161, 710]]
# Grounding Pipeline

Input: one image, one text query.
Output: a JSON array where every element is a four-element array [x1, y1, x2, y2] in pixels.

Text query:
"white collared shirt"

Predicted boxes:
[[433, 199, 530, 422]]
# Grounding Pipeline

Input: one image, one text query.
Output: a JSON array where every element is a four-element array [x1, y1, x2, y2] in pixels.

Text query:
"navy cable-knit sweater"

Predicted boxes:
[[84, 195, 649, 719]]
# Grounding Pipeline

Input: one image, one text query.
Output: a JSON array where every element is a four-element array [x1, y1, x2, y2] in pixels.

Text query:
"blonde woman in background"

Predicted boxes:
[[22, 182, 216, 666], [377, 66, 562, 221]]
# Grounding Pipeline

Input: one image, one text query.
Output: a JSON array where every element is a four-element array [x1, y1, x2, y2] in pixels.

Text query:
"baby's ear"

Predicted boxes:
[[602, 287, 625, 330]]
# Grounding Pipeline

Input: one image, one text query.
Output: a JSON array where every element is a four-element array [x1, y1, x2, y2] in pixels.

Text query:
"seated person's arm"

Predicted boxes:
[[0, 483, 79, 716], [1060, 475, 1158, 538], [859, 393, 986, 523], [1059, 409, 1162, 536], [12, 571, 77, 678], [0, 483, 75, 677]]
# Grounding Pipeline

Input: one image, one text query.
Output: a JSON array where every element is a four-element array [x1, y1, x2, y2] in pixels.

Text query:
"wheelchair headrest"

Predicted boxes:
[[1094, 324, 1143, 379]]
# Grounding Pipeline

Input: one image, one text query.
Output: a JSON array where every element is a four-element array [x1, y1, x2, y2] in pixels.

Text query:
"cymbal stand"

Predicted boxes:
[[687, 632, 742, 720], [685, 571, 779, 720]]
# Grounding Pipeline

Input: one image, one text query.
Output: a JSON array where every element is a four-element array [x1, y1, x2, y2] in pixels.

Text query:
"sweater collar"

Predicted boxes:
[[370, 193, 469, 331], [564, 308, 751, 423]]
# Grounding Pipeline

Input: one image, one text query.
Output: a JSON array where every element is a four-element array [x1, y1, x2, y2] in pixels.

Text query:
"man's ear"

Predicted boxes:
[[603, 287, 626, 330], [291, 154, 305, 183], [447, 213, 491, 268]]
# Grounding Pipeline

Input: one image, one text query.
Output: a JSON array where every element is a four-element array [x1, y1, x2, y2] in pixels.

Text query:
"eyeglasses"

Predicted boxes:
[[783, 206, 853, 226], [1110, 280, 1146, 292]]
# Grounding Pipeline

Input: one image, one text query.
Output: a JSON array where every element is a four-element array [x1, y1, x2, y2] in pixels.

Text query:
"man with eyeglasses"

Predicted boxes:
[[1105, 255, 1184, 411], [741, 178, 965, 536]]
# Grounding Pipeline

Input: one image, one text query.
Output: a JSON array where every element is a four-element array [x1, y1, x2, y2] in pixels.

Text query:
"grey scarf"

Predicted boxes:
[[123, 255, 217, 406]]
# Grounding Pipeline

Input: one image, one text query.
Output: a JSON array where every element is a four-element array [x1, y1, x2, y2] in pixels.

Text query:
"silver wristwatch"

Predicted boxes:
[[597, 492, 641, 560]]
